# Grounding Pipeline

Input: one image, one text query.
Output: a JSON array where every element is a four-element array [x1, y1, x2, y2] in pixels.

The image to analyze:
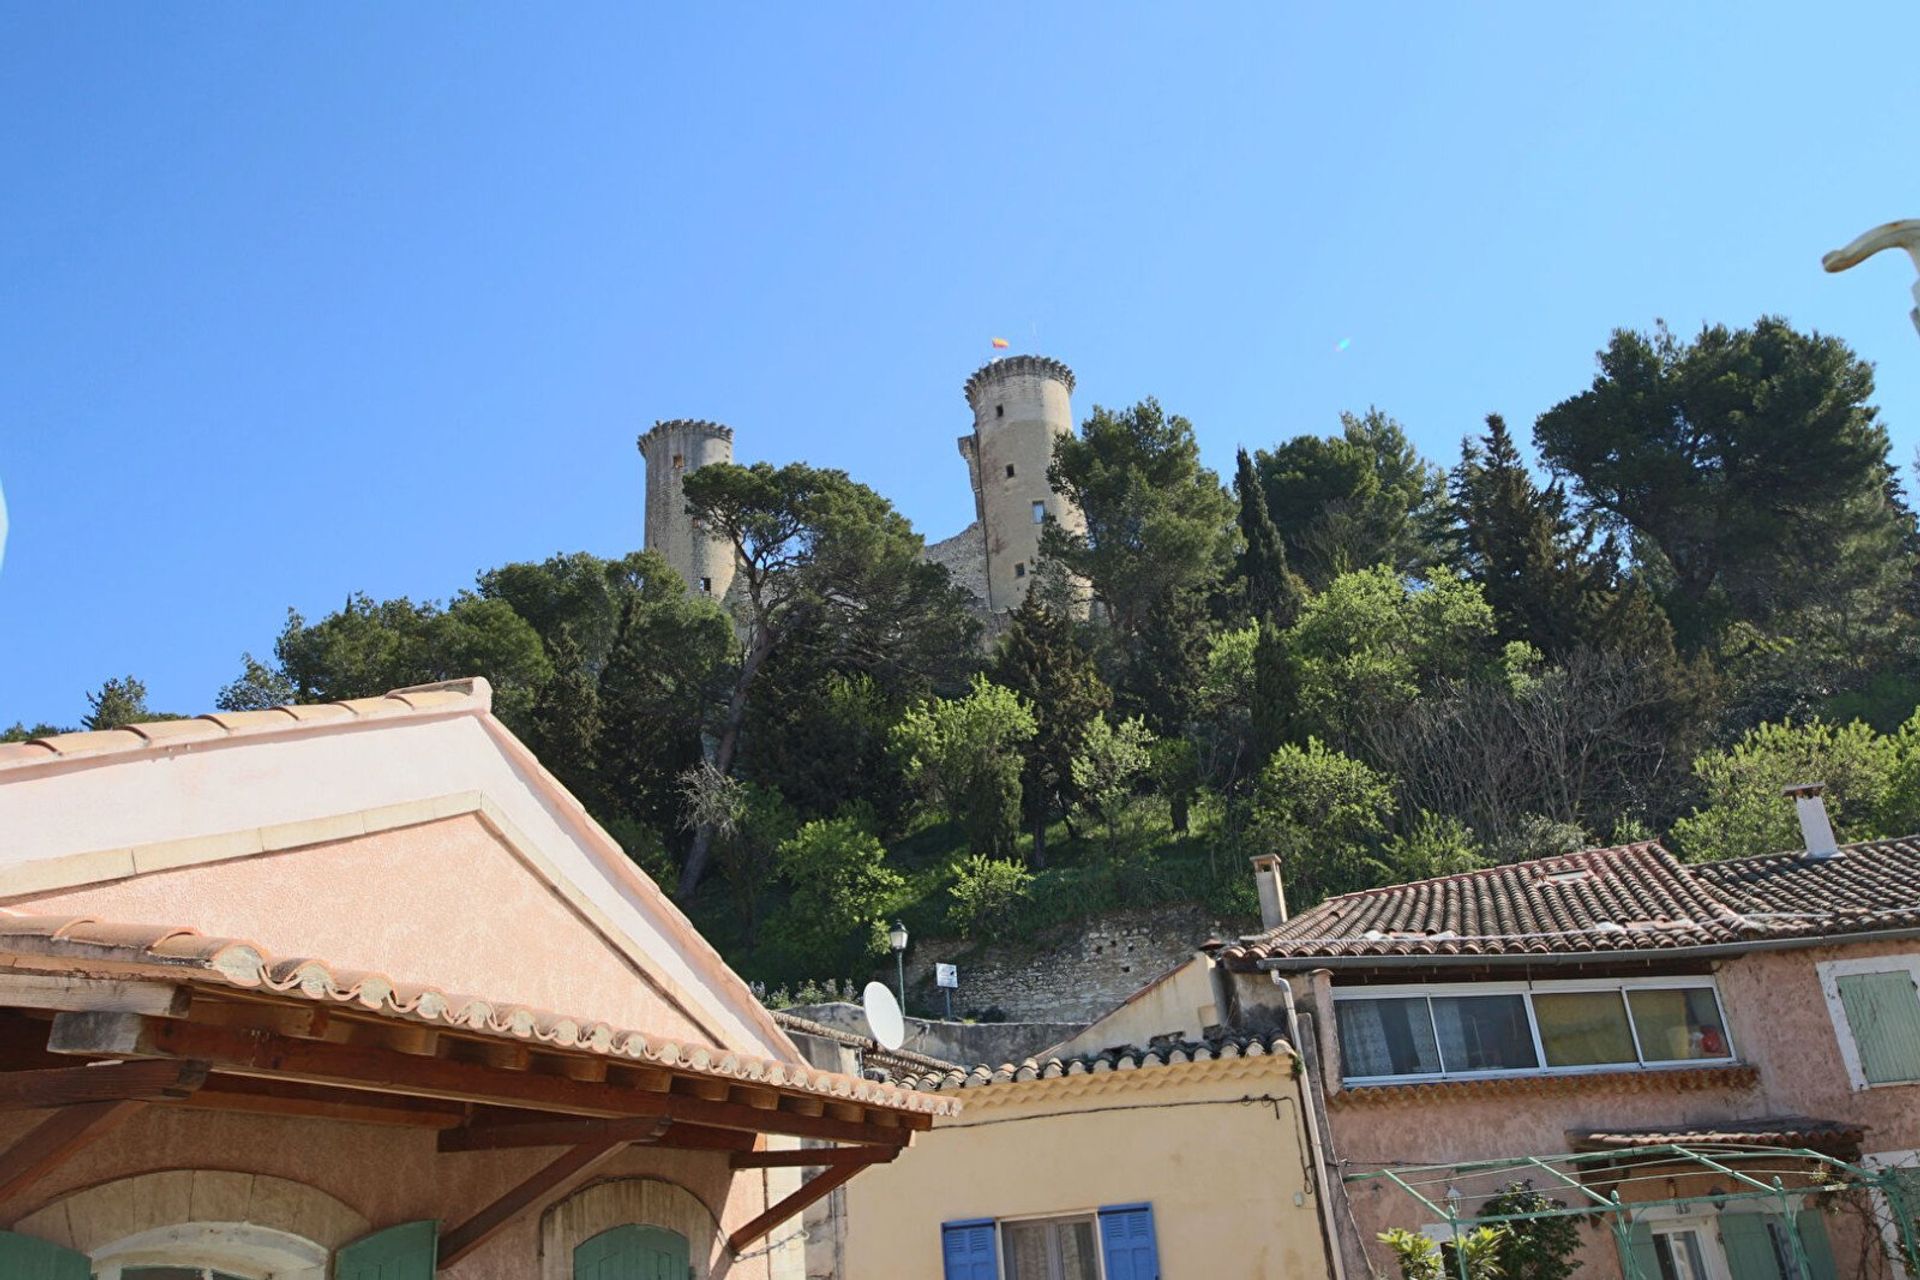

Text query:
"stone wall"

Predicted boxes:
[[897, 904, 1248, 1025], [921, 520, 988, 613], [781, 1002, 1082, 1066]]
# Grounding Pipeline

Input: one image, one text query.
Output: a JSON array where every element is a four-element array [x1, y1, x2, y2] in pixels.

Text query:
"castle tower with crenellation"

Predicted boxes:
[[637, 419, 737, 600], [957, 354, 1087, 616]]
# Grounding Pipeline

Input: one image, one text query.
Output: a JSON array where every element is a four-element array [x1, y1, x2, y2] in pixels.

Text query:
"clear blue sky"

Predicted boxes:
[[4, 4, 1918, 728]]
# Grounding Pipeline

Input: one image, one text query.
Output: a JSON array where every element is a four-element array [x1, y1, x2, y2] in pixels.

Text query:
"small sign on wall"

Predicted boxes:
[[935, 963, 958, 989]]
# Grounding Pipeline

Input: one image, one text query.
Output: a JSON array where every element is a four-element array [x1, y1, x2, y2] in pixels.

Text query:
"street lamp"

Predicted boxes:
[[888, 920, 909, 1013], [1823, 219, 1920, 340]]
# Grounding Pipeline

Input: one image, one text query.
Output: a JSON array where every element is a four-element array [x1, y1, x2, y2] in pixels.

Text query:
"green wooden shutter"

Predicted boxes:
[[335, 1219, 438, 1280], [573, 1224, 691, 1280], [1793, 1209, 1838, 1280], [0, 1232, 89, 1280], [1719, 1212, 1782, 1278], [1617, 1222, 1660, 1280], [1836, 970, 1920, 1084]]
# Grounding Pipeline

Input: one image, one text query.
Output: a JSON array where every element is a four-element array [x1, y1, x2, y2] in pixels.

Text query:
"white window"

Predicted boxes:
[[1002, 1215, 1100, 1280], [1032, 501, 1046, 524], [1333, 977, 1735, 1084], [1817, 955, 1920, 1089]]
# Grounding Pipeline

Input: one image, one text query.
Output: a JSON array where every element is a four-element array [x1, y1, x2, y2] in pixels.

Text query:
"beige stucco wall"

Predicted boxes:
[[0, 1104, 797, 1279], [1270, 938, 1920, 1279], [1043, 954, 1221, 1060], [843, 1052, 1332, 1279]]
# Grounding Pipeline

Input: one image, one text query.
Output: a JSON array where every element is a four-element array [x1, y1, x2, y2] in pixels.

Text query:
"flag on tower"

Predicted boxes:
[[990, 337, 1010, 349]]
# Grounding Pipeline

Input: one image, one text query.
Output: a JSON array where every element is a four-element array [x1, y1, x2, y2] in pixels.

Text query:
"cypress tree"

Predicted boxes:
[[1235, 447, 1308, 628], [993, 592, 1112, 866]]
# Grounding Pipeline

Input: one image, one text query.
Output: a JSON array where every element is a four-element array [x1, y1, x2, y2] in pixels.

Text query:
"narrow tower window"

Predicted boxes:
[[1032, 501, 1046, 524], [672, 454, 685, 469], [1005, 464, 1016, 478], [1015, 564, 1027, 578], [699, 577, 713, 593], [995, 404, 1005, 419]]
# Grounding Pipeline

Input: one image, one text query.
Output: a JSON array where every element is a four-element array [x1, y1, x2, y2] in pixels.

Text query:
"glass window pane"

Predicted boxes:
[[1432, 994, 1538, 1072], [1336, 997, 1441, 1078], [1628, 987, 1732, 1062], [1534, 991, 1637, 1066], [1002, 1221, 1050, 1280], [1058, 1220, 1100, 1280]]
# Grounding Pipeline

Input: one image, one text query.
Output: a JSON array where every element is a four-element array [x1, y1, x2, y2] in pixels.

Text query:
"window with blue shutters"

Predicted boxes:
[[943, 1219, 1000, 1280], [1098, 1204, 1159, 1280]]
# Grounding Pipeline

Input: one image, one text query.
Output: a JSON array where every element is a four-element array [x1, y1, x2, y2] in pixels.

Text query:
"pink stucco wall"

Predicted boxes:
[[0, 1104, 781, 1279], [1275, 939, 1920, 1280], [10, 814, 716, 1050]]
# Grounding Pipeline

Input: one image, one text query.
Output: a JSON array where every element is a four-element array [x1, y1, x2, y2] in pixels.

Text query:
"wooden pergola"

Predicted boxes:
[[0, 972, 933, 1265]]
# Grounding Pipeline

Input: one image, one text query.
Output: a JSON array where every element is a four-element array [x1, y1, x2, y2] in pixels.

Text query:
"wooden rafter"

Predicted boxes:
[[437, 1131, 653, 1268], [726, 1162, 867, 1254], [0, 1100, 145, 1203], [730, 1144, 903, 1170], [0, 1059, 208, 1110], [439, 1115, 759, 1154], [46, 1011, 923, 1145], [169, 1075, 467, 1130]]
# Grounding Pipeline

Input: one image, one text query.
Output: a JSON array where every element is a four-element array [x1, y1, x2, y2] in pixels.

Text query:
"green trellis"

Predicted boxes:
[[1348, 1143, 1920, 1280]]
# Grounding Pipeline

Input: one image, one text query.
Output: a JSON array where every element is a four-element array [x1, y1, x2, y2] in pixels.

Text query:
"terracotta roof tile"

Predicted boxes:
[[0, 914, 958, 1117], [1218, 836, 1920, 967], [894, 1030, 1292, 1093], [1571, 1118, 1864, 1158], [0, 679, 493, 773]]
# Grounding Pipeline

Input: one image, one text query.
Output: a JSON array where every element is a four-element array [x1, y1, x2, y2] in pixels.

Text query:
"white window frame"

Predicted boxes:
[[1816, 955, 1920, 1091], [1333, 975, 1737, 1085], [992, 1208, 1108, 1280], [90, 1222, 328, 1280], [1863, 1149, 1920, 1280]]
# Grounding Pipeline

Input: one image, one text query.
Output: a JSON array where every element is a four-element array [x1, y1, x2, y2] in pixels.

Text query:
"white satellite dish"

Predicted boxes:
[[861, 980, 905, 1051]]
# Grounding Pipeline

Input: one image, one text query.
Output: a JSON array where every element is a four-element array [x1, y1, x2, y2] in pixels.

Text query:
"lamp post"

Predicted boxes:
[[1823, 219, 1920, 340], [888, 920, 908, 1014]]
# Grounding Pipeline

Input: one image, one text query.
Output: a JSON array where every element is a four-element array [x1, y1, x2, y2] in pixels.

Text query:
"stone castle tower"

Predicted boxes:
[[957, 355, 1086, 615], [636, 419, 737, 600]]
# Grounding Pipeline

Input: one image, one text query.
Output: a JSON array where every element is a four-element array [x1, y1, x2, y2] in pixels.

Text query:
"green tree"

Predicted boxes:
[[215, 654, 296, 712], [82, 676, 178, 730], [526, 628, 602, 806], [1535, 318, 1913, 650], [1235, 446, 1308, 626], [0, 721, 65, 743], [1380, 812, 1490, 881], [1381, 1227, 1508, 1280], [681, 460, 976, 894], [992, 593, 1112, 864], [1670, 716, 1920, 861], [1479, 1183, 1581, 1280], [892, 676, 1037, 860], [1248, 739, 1395, 906], [1070, 714, 1159, 858], [1285, 567, 1496, 753], [1257, 409, 1450, 589], [947, 853, 1035, 941], [770, 816, 906, 974]]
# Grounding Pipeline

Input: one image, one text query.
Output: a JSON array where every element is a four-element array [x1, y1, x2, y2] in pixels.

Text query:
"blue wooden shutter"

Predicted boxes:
[[1836, 970, 1920, 1083], [1098, 1203, 1160, 1280], [0, 1232, 89, 1280], [941, 1218, 999, 1280], [334, 1219, 438, 1280]]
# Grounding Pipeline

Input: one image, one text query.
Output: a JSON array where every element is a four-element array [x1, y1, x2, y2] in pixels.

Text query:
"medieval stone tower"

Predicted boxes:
[[636, 419, 736, 600], [957, 355, 1087, 615]]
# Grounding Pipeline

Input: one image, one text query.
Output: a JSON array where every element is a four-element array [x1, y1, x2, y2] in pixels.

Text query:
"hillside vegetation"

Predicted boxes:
[[18, 317, 1920, 988]]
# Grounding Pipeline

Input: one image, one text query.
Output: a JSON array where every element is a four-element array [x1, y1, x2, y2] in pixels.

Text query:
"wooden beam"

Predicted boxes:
[[731, 1144, 903, 1169], [0, 1059, 208, 1110], [727, 1163, 866, 1254], [0, 973, 190, 1018], [436, 1136, 638, 1268], [0, 1100, 144, 1203], [47, 1013, 916, 1145], [172, 1076, 467, 1130], [438, 1114, 670, 1153]]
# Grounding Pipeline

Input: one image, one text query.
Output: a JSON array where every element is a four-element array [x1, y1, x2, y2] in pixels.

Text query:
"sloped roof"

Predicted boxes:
[[1571, 1118, 1864, 1159], [893, 1030, 1291, 1093], [0, 914, 955, 1116], [1218, 836, 1920, 966]]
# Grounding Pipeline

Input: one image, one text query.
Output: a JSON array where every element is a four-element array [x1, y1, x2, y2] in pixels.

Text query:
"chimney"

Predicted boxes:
[[1251, 853, 1289, 931], [1783, 782, 1840, 860]]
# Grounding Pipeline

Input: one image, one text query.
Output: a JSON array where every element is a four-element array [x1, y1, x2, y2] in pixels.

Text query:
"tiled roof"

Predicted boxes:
[[1330, 1064, 1759, 1108], [1571, 1118, 1865, 1158], [0, 915, 958, 1117], [894, 1030, 1291, 1093], [1218, 836, 1920, 966], [0, 680, 488, 771], [770, 1009, 961, 1079]]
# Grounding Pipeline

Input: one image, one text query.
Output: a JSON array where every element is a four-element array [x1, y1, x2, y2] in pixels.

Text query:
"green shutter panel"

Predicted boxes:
[[335, 1219, 438, 1280], [0, 1232, 89, 1280], [574, 1224, 691, 1280], [1792, 1210, 1838, 1280], [1718, 1213, 1781, 1279], [1617, 1222, 1660, 1280], [1836, 970, 1920, 1084]]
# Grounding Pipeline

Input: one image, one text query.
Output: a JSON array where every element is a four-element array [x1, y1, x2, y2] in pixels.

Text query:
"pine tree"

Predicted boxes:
[[528, 629, 602, 807], [992, 592, 1112, 866], [1235, 447, 1308, 628]]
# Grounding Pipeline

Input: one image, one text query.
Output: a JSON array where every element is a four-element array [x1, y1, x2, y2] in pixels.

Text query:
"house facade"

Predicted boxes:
[[0, 679, 952, 1278], [1206, 808, 1920, 1280]]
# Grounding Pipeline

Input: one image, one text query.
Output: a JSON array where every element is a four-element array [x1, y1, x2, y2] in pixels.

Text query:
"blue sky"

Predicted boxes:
[[3, 4, 1918, 727]]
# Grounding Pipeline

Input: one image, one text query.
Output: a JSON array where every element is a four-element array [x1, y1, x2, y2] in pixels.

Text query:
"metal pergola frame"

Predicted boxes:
[[1349, 1143, 1920, 1280]]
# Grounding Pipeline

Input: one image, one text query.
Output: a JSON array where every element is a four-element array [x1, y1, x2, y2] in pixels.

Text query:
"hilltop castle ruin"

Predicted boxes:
[[637, 354, 1086, 621]]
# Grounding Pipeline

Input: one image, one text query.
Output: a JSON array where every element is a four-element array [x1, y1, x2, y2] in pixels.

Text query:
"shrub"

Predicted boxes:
[[948, 854, 1035, 941]]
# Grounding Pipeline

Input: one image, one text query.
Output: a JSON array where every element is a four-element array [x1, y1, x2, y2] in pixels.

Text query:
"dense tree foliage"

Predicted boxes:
[[27, 312, 1920, 986]]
